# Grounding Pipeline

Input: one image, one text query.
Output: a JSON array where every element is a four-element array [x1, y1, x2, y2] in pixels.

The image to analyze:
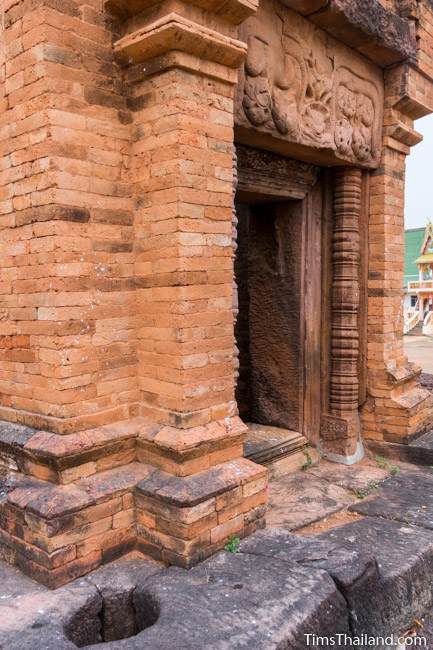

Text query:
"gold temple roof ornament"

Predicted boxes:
[[415, 253, 433, 266]]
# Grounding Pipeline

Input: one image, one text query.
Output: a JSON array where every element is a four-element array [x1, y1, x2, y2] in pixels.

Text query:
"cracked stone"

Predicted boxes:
[[350, 470, 433, 529]]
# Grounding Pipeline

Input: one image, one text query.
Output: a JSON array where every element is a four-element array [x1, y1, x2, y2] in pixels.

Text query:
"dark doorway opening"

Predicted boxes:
[[235, 200, 304, 433]]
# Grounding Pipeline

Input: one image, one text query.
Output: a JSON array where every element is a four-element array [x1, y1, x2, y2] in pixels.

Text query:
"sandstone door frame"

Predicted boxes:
[[235, 146, 330, 446]]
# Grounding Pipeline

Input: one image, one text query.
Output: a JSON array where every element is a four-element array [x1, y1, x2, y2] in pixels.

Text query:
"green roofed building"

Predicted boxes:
[[404, 227, 425, 292], [404, 223, 433, 317]]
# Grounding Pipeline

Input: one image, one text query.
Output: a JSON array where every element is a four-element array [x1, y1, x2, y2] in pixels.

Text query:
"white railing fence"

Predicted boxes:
[[423, 311, 433, 337], [404, 310, 420, 334]]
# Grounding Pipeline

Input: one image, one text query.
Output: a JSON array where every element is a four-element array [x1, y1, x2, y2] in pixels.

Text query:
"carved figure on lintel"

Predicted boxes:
[[243, 36, 272, 127], [334, 68, 378, 162], [271, 48, 298, 136], [301, 32, 333, 146], [242, 34, 299, 136], [353, 94, 374, 161]]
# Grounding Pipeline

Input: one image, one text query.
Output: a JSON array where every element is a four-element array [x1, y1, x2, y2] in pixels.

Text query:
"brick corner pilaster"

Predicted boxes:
[[362, 62, 433, 445], [112, 0, 267, 568]]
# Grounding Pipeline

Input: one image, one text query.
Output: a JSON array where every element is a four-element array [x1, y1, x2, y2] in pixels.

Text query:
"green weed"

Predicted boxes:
[[225, 536, 241, 553]]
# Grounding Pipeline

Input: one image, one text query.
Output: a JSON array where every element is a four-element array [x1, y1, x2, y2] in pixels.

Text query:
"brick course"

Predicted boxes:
[[0, 0, 137, 432]]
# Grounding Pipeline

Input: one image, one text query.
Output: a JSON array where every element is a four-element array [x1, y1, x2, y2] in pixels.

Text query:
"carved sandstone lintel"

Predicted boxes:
[[235, 1, 384, 168], [321, 168, 362, 458], [114, 13, 247, 68], [236, 144, 319, 201]]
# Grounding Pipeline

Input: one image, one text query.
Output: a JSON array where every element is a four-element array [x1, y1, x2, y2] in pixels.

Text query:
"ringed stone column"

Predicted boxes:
[[321, 168, 363, 463]]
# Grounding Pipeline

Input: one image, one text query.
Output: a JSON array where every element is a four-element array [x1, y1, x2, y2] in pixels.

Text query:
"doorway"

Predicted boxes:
[[235, 200, 304, 432], [234, 145, 327, 471]]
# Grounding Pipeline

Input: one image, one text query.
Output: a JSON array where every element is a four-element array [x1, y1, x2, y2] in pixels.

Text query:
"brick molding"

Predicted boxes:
[[0, 417, 266, 587]]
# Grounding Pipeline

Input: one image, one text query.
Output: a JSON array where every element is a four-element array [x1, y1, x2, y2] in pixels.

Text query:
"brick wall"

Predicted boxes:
[[0, 0, 138, 432], [126, 66, 237, 428], [417, 1, 433, 79], [368, 147, 407, 384]]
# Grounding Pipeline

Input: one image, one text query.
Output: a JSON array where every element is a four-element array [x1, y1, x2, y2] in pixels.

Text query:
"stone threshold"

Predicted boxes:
[[244, 422, 308, 466]]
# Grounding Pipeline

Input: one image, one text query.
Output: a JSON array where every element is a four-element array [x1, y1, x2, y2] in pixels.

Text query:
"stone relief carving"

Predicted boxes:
[[236, 144, 319, 200], [242, 27, 334, 145], [237, 2, 383, 167], [242, 34, 297, 135], [333, 68, 377, 162]]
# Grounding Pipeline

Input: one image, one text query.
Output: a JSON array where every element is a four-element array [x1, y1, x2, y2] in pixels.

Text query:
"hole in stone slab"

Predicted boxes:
[[64, 589, 159, 647]]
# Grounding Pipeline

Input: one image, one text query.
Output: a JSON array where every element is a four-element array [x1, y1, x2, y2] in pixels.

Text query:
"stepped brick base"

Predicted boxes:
[[0, 418, 267, 588], [135, 460, 267, 567], [362, 365, 433, 445]]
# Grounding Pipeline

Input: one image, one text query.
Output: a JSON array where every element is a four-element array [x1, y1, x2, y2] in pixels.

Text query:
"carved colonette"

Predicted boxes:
[[232, 147, 240, 402], [321, 169, 362, 462]]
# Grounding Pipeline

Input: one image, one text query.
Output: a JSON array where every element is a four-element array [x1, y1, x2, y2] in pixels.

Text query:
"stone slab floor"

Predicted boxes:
[[267, 456, 393, 532], [4, 454, 433, 647]]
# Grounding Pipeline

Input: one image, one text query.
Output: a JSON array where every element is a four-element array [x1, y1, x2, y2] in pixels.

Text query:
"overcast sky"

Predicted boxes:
[[405, 114, 433, 229]]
